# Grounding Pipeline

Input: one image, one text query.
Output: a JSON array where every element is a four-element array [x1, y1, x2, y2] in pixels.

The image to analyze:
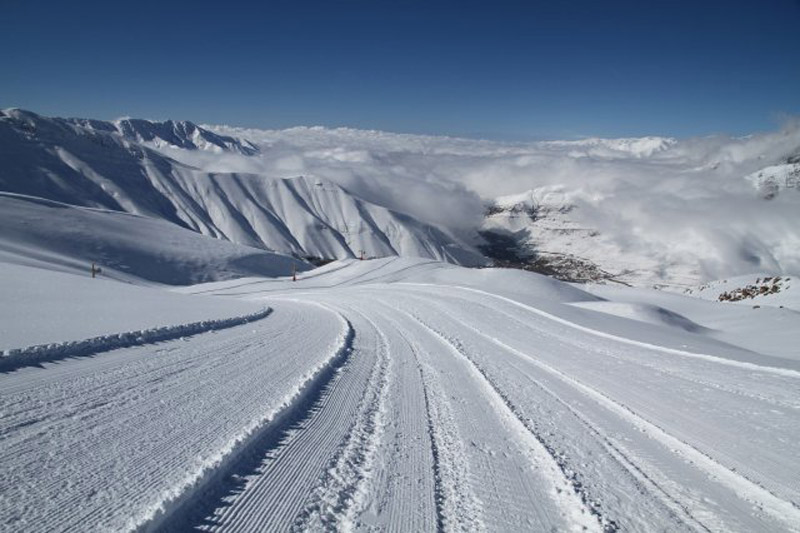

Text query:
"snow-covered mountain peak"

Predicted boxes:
[[1, 107, 37, 126], [0, 112, 485, 269], [2, 108, 105, 141], [492, 186, 573, 212], [745, 161, 800, 199], [539, 136, 677, 158], [110, 118, 259, 155], [2, 108, 258, 157]]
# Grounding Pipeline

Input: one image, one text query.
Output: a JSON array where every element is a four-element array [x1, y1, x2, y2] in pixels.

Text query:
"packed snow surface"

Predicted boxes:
[[1, 257, 799, 532], [0, 262, 263, 350]]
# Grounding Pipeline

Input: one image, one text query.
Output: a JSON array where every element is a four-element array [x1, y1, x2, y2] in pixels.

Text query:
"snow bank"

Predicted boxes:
[[0, 262, 266, 349], [1, 308, 271, 372]]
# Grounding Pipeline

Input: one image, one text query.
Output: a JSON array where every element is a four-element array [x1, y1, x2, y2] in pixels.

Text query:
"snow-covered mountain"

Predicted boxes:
[[745, 159, 800, 200], [480, 149, 800, 288], [202, 120, 800, 288], [480, 188, 691, 287], [0, 192, 307, 285], [538, 136, 678, 158], [3, 110, 800, 533], [67, 116, 260, 155], [3, 107, 799, 287], [0, 109, 484, 267]]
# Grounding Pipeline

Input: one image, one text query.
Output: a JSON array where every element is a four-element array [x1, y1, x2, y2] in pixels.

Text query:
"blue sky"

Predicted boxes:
[[2, 0, 799, 140]]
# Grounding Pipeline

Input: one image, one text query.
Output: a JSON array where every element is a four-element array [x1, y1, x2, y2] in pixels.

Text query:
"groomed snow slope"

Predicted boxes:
[[1, 257, 798, 532], [0, 262, 266, 352]]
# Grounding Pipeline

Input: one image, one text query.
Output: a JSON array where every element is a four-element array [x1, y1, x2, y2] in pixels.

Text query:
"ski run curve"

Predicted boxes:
[[2, 258, 799, 532]]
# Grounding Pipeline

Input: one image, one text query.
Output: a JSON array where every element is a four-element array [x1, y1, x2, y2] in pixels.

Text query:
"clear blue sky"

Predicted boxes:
[[2, 0, 799, 140]]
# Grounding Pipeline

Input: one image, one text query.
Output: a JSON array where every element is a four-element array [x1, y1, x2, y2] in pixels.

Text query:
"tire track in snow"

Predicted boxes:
[[290, 306, 392, 531], [157, 301, 393, 532], [0, 307, 272, 373], [343, 306, 438, 532], [0, 303, 351, 532], [394, 289, 711, 532], [375, 309, 486, 533], [396, 307, 604, 533], [400, 286, 800, 411], [500, 356, 713, 533], [137, 308, 355, 532], [457, 317, 800, 532], [401, 286, 800, 527]]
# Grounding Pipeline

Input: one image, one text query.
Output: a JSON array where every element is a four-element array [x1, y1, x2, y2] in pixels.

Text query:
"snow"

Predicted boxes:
[[568, 300, 708, 332], [1, 107, 799, 531], [0, 109, 483, 266], [538, 136, 678, 158], [0, 192, 306, 285], [0, 262, 264, 350], [745, 162, 800, 198], [582, 278, 800, 362], [2, 256, 798, 531], [68, 116, 260, 155], [5, 107, 799, 285], [683, 273, 799, 311], [201, 118, 800, 286]]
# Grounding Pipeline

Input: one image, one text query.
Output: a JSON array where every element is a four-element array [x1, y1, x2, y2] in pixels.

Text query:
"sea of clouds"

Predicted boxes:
[[164, 120, 800, 283]]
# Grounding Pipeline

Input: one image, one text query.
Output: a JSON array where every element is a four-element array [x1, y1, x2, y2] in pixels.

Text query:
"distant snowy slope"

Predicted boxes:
[[0, 109, 483, 265], [684, 274, 799, 311], [67, 116, 259, 155], [481, 188, 690, 286], [205, 120, 800, 287], [5, 107, 799, 285], [164, 173, 486, 265], [538, 136, 677, 158], [0, 193, 307, 285], [0, 108, 185, 221]]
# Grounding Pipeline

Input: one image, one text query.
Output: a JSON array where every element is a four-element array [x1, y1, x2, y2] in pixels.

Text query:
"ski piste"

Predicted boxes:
[[2, 257, 798, 532]]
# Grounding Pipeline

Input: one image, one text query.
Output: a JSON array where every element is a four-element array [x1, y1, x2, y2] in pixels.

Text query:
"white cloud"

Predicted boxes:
[[171, 119, 800, 282]]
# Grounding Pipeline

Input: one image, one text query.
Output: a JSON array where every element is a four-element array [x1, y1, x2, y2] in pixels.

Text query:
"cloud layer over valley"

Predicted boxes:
[[170, 120, 800, 284]]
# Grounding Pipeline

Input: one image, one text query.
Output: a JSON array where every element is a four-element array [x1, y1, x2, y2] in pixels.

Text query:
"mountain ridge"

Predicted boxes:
[[0, 108, 485, 267]]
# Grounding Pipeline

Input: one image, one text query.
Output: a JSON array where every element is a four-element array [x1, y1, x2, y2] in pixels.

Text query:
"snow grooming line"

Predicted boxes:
[[376, 309, 486, 533], [0, 307, 273, 373], [403, 284, 800, 379], [394, 288, 719, 531], [292, 307, 391, 531], [135, 311, 356, 532], [479, 331, 800, 532], [402, 309, 604, 533]]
